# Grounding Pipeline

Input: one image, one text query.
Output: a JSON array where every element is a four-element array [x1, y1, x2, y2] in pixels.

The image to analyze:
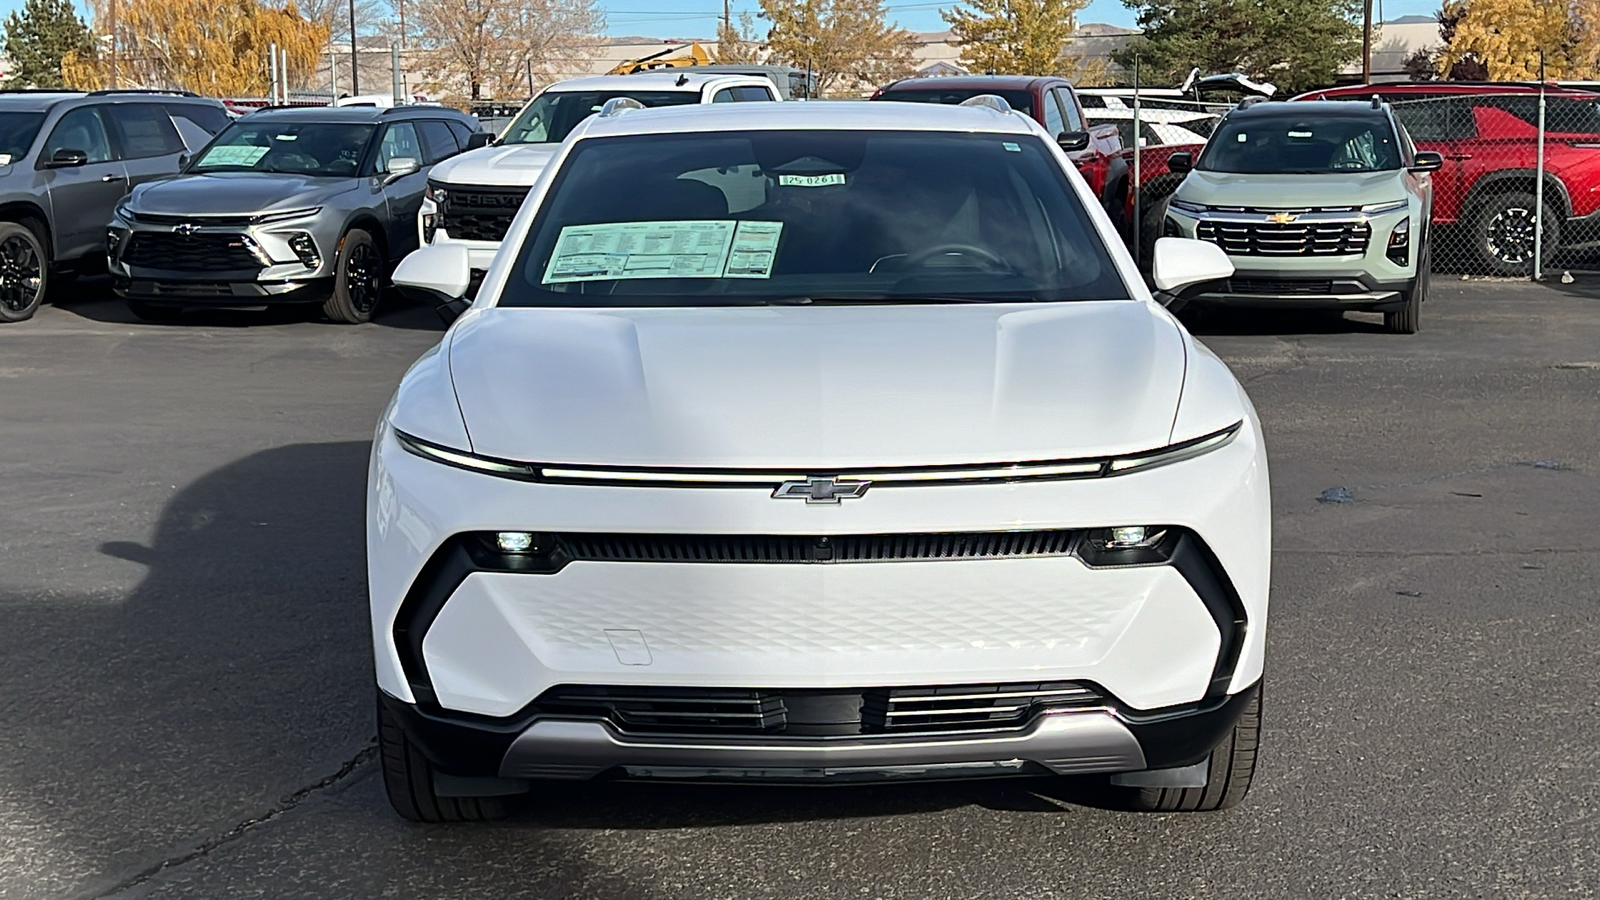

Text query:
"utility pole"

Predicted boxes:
[[349, 0, 360, 95], [108, 0, 117, 89], [724, 0, 731, 33], [1361, 0, 1374, 83]]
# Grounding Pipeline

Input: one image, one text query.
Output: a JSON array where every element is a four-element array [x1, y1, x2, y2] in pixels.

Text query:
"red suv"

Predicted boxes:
[[1296, 83, 1600, 273], [871, 76, 1130, 230]]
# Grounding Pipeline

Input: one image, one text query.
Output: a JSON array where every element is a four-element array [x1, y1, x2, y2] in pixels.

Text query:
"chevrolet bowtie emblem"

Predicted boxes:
[[1266, 212, 1299, 224], [172, 223, 201, 236], [773, 477, 871, 504]]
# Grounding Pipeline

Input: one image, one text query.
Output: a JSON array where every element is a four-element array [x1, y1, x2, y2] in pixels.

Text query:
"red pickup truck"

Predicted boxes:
[[871, 75, 1131, 232]]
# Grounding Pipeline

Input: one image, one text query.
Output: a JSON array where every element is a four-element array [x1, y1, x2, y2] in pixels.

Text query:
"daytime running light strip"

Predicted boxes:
[[394, 423, 1242, 487]]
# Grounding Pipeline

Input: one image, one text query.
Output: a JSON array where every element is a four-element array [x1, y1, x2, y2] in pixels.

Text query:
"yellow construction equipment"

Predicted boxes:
[[607, 41, 714, 76]]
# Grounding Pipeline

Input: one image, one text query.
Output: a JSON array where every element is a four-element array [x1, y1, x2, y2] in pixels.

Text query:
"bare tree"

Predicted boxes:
[[411, 0, 602, 102], [297, 0, 387, 44], [760, 0, 917, 97]]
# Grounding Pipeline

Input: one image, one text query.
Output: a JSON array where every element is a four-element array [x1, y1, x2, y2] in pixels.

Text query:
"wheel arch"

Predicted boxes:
[[1463, 170, 1571, 220], [0, 201, 53, 257]]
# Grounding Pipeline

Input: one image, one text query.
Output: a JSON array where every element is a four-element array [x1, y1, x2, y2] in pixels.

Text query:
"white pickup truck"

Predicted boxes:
[[419, 71, 780, 273]]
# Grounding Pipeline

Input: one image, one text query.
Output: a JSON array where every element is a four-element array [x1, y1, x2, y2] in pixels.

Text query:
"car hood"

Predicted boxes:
[[1176, 170, 1404, 208], [446, 302, 1189, 468], [128, 173, 354, 215], [430, 143, 561, 187]]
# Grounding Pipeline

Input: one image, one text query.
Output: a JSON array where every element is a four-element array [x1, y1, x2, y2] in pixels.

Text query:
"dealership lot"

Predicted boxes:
[[2, 279, 1598, 898]]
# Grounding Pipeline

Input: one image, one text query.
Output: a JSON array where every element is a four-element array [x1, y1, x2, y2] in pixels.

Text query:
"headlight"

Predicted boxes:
[[1168, 198, 1207, 214], [426, 183, 449, 204], [1387, 217, 1411, 265], [1360, 199, 1408, 215], [253, 207, 321, 225], [113, 197, 133, 221]]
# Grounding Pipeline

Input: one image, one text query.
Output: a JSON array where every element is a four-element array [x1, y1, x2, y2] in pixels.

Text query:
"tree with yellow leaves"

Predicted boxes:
[[943, 0, 1088, 75], [64, 0, 327, 94], [1434, 0, 1600, 81]]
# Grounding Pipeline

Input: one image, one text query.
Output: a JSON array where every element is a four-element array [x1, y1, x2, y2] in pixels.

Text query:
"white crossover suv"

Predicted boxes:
[[371, 98, 1270, 822], [418, 71, 780, 276]]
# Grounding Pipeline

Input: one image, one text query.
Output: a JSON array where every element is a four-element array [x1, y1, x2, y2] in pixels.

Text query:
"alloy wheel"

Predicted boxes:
[[1486, 207, 1537, 265], [0, 234, 43, 313], [346, 242, 380, 314]]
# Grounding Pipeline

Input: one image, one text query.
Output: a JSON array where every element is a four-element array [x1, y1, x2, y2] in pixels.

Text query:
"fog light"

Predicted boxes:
[[106, 227, 126, 258], [288, 232, 319, 269], [1079, 526, 1176, 566], [422, 212, 437, 244], [1104, 526, 1166, 549], [1387, 217, 1410, 265], [495, 531, 536, 553]]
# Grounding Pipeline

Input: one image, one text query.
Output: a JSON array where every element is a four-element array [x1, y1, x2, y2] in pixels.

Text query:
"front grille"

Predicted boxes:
[[535, 681, 1103, 737], [144, 281, 235, 297], [557, 530, 1078, 564], [1225, 278, 1335, 295], [122, 232, 263, 272], [1198, 219, 1370, 256], [130, 211, 255, 228], [439, 185, 531, 242]]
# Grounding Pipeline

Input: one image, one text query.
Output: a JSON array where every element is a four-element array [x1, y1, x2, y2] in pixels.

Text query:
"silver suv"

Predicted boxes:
[[0, 89, 230, 323], [109, 105, 483, 323]]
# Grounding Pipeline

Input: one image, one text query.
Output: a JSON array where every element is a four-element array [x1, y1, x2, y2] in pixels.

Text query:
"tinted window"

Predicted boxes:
[[0, 111, 45, 161], [501, 91, 701, 145], [108, 103, 184, 159], [1054, 89, 1084, 131], [447, 119, 477, 145], [44, 106, 114, 163], [1200, 114, 1401, 173], [712, 88, 739, 103], [376, 122, 423, 172], [418, 120, 461, 163], [503, 130, 1125, 308], [192, 120, 374, 176], [1490, 96, 1600, 135], [1391, 98, 1475, 142], [874, 88, 1036, 117], [735, 86, 776, 101], [1042, 91, 1066, 135], [164, 102, 230, 135]]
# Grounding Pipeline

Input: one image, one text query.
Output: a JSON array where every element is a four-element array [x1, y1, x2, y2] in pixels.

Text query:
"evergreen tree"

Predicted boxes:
[[1113, 0, 1361, 95], [2, 0, 94, 89]]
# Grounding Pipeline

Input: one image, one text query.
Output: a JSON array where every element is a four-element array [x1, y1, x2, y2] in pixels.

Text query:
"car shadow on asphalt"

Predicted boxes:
[[1179, 307, 1389, 336], [43, 277, 448, 332]]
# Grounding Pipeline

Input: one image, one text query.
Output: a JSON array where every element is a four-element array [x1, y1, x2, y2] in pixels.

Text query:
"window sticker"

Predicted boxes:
[[1287, 130, 1313, 138], [274, 133, 299, 141], [199, 145, 270, 166], [724, 221, 783, 278], [1236, 133, 1248, 142], [0, 154, 11, 166], [1002, 142, 1021, 152], [778, 173, 845, 188]]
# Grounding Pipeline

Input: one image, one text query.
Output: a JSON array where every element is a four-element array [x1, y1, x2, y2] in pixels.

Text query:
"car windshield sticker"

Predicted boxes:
[[1288, 130, 1313, 138], [778, 173, 845, 188], [723, 221, 783, 278], [0, 154, 11, 165], [1002, 142, 1021, 152], [199, 145, 270, 167]]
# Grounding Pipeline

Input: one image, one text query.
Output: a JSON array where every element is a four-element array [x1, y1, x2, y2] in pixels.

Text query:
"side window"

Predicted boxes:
[[1054, 89, 1084, 132], [418, 120, 461, 163], [1041, 90, 1067, 137], [43, 105, 115, 163], [164, 102, 230, 135], [107, 103, 184, 159], [736, 86, 776, 101], [376, 121, 422, 171], [1392, 98, 1473, 142], [712, 88, 739, 103], [446, 119, 476, 146]]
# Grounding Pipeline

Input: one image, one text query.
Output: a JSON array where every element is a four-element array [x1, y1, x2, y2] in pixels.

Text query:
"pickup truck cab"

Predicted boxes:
[[420, 72, 780, 274], [872, 75, 1130, 231]]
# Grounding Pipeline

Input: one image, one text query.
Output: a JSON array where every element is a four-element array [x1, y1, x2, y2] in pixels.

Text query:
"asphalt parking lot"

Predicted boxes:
[[3, 278, 1598, 899]]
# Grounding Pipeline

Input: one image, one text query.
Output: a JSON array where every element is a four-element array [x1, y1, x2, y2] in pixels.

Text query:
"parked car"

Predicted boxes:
[[871, 75, 1131, 231], [1162, 99, 1440, 333], [373, 99, 1269, 822], [0, 89, 231, 323], [1080, 71, 1277, 111], [1087, 107, 1220, 148], [108, 105, 484, 323], [420, 72, 781, 275], [1295, 82, 1600, 273]]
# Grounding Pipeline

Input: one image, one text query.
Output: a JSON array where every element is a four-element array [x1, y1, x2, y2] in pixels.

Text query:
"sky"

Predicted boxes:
[[2, 1, 1443, 38]]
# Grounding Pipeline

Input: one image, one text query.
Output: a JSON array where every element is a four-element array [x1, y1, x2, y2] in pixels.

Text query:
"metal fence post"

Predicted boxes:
[[1132, 55, 1142, 269], [1535, 53, 1547, 282]]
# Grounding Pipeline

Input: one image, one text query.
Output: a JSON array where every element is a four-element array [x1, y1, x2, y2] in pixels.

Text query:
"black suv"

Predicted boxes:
[[0, 89, 232, 323]]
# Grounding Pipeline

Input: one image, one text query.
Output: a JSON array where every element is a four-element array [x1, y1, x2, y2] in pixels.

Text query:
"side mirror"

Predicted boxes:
[[465, 132, 493, 150], [1410, 150, 1444, 173], [48, 148, 88, 168], [1150, 237, 1232, 310], [393, 242, 473, 322], [1167, 151, 1194, 174], [1056, 130, 1091, 153], [384, 156, 420, 183], [177, 152, 191, 169]]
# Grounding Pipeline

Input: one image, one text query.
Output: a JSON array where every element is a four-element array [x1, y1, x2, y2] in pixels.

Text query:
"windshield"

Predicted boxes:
[[1200, 115, 1401, 174], [500, 130, 1127, 308], [190, 121, 375, 176], [875, 88, 1036, 117], [501, 91, 700, 145], [0, 111, 46, 162]]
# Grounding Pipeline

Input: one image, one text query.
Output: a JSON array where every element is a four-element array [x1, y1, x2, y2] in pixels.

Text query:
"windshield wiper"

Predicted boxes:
[[761, 295, 1030, 306]]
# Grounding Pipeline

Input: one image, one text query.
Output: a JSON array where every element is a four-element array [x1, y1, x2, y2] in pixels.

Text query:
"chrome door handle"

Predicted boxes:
[[101, 173, 125, 182]]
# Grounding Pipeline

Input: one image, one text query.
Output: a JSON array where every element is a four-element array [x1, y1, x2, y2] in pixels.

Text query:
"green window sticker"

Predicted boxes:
[[778, 173, 845, 188], [1003, 142, 1021, 152], [542, 220, 784, 283]]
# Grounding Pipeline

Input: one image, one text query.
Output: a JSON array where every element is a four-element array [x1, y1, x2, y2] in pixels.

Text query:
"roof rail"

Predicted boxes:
[[87, 88, 200, 98], [0, 88, 82, 94], [598, 97, 645, 117], [1371, 94, 1383, 109], [958, 93, 1012, 113]]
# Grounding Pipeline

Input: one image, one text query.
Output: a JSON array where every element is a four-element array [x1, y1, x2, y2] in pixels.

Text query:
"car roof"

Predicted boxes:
[[572, 99, 1038, 140], [547, 72, 770, 92], [881, 75, 1060, 92], [1297, 82, 1600, 100], [1086, 107, 1215, 121], [1227, 99, 1390, 120], [0, 91, 81, 111], [240, 105, 466, 124]]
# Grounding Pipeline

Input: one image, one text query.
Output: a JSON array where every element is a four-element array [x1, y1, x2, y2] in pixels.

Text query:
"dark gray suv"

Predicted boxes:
[[109, 105, 483, 324], [0, 89, 231, 323]]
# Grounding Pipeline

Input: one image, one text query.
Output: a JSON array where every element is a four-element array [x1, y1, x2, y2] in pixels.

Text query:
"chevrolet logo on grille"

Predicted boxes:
[[172, 223, 201, 236], [773, 478, 871, 504], [1265, 212, 1299, 224]]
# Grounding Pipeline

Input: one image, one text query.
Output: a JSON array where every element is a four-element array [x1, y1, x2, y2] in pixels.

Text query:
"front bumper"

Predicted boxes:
[[108, 209, 338, 305], [113, 274, 333, 305]]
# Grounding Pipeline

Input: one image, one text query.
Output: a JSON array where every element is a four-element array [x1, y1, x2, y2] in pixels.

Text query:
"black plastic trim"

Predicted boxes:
[[1116, 680, 1259, 769]]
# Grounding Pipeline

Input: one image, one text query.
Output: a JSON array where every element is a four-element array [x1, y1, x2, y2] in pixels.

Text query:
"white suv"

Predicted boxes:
[[376, 99, 1269, 822], [418, 72, 779, 274]]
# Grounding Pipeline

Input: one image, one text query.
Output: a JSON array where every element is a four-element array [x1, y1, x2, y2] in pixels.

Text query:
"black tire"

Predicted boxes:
[[0, 221, 48, 324], [1470, 190, 1559, 276], [1098, 686, 1261, 812], [1386, 243, 1427, 335], [377, 692, 515, 823], [127, 299, 183, 323], [322, 228, 382, 324], [1137, 195, 1171, 270]]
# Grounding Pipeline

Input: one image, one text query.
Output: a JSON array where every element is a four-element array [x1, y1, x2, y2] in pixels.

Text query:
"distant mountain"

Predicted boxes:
[[1385, 15, 1437, 24]]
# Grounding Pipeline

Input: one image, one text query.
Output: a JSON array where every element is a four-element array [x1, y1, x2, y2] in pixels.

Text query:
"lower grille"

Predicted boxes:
[[123, 232, 263, 272], [1225, 278, 1335, 295], [1199, 220, 1370, 256], [439, 185, 531, 243], [533, 682, 1103, 737], [558, 530, 1078, 564]]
